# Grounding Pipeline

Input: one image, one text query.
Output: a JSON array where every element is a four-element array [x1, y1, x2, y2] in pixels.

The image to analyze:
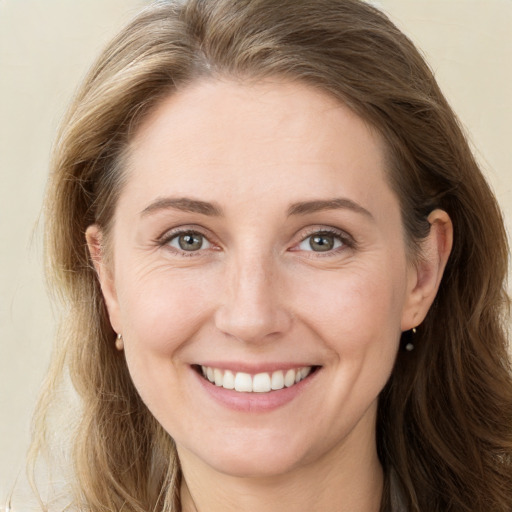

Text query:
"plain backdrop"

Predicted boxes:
[[1, 0, 511, 501]]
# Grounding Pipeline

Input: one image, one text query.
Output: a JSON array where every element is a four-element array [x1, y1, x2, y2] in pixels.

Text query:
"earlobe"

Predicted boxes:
[[85, 224, 122, 333], [401, 209, 453, 331]]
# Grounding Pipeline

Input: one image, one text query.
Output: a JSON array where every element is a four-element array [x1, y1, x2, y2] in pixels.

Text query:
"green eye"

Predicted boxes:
[[169, 232, 211, 252]]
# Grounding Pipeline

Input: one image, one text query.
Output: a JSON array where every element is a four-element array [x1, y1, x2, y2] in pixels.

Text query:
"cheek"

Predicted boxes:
[[117, 264, 217, 356], [289, 259, 406, 414], [293, 261, 406, 351], [116, 266, 220, 422]]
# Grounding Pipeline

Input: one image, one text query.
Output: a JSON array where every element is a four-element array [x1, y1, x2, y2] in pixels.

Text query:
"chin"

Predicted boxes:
[[178, 432, 313, 479], [205, 452, 304, 479]]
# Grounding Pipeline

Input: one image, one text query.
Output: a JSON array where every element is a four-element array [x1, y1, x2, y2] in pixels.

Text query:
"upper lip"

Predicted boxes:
[[193, 361, 319, 374]]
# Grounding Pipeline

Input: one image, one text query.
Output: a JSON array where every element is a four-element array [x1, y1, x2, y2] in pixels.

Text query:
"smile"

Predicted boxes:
[[198, 365, 315, 393]]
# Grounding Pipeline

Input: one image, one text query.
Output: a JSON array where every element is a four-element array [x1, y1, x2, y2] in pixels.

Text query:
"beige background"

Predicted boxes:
[[1, 0, 511, 500]]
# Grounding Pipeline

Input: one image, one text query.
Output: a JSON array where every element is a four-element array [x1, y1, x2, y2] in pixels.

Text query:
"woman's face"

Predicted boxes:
[[90, 79, 437, 478]]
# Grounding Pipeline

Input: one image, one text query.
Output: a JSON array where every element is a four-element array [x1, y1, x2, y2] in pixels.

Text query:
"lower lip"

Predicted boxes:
[[192, 367, 319, 413]]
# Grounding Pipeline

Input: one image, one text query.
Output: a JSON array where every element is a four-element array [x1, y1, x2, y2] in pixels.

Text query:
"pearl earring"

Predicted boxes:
[[115, 333, 124, 351], [405, 327, 417, 352]]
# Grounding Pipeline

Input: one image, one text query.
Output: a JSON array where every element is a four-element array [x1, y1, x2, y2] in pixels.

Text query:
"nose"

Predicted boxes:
[[214, 254, 292, 344]]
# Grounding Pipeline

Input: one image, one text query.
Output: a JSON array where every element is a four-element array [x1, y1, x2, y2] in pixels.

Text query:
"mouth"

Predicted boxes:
[[193, 364, 320, 393]]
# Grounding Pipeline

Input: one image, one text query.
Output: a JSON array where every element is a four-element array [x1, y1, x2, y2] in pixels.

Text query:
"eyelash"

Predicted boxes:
[[157, 227, 215, 257], [156, 226, 354, 257], [294, 227, 354, 256]]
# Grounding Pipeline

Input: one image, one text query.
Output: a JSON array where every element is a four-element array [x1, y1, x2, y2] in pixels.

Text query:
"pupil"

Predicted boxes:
[[310, 234, 334, 252], [179, 233, 202, 251]]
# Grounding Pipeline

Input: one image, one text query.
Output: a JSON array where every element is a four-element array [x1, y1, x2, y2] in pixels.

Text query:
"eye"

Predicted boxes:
[[167, 231, 212, 252], [297, 232, 344, 252]]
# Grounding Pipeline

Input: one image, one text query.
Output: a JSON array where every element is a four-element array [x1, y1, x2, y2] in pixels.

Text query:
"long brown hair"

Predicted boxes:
[[32, 1, 511, 510]]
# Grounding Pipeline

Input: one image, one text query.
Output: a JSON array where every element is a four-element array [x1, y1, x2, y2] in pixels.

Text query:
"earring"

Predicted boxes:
[[115, 333, 124, 351], [404, 327, 416, 352]]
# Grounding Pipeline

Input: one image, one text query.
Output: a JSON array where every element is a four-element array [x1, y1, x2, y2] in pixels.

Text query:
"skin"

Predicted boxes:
[[87, 79, 452, 512]]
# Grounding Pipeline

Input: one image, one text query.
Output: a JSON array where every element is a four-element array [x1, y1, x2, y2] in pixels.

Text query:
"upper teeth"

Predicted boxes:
[[200, 366, 312, 393]]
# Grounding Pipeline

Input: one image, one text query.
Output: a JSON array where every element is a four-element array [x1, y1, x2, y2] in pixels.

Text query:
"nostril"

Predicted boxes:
[[214, 303, 293, 344]]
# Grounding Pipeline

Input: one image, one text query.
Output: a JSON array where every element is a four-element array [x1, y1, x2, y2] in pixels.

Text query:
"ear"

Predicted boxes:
[[401, 209, 453, 330], [86, 224, 122, 334]]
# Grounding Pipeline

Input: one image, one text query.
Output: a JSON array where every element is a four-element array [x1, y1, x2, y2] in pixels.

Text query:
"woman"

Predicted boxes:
[[27, 0, 512, 510]]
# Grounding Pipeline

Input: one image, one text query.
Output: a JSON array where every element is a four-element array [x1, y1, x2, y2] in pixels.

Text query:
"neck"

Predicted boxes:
[[179, 423, 383, 512]]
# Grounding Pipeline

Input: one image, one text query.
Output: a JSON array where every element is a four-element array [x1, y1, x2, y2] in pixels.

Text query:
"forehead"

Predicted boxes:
[[123, 79, 394, 215]]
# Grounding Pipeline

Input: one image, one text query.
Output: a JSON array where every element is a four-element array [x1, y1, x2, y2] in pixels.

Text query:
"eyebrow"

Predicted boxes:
[[287, 198, 373, 218], [140, 196, 372, 219], [141, 197, 223, 217]]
